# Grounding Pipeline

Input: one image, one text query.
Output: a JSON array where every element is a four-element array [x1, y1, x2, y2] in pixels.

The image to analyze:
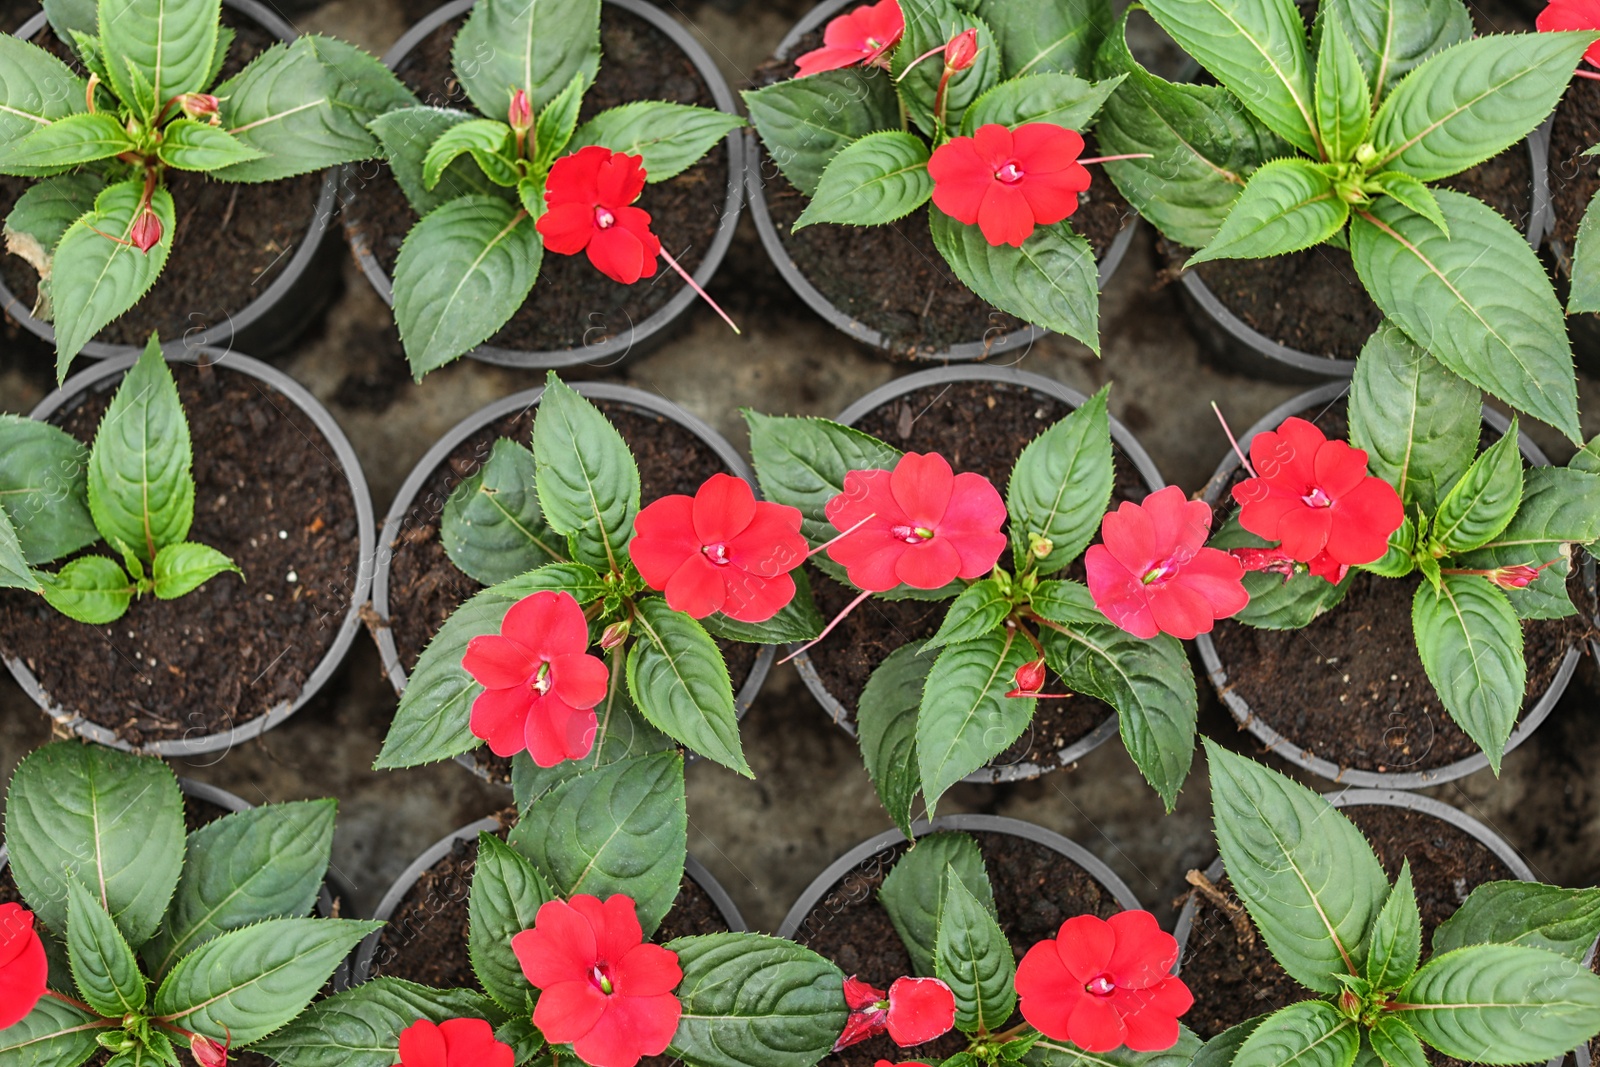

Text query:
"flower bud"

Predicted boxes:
[[1337, 987, 1362, 1019], [508, 88, 533, 133], [130, 206, 162, 253], [177, 93, 220, 122], [1488, 564, 1543, 589], [1354, 143, 1378, 166], [1028, 532, 1053, 560], [1007, 658, 1046, 698], [191, 1034, 229, 1067], [944, 28, 979, 71], [599, 619, 630, 650]]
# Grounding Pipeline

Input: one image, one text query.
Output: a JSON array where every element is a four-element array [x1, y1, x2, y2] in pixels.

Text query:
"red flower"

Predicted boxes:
[[462, 590, 610, 767], [1539, 0, 1600, 66], [190, 1034, 229, 1067], [1085, 486, 1247, 640], [0, 903, 47, 1030], [824, 453, 1006, 592], [1231, 417, 1404, 574], [629, 473, 808, 622], [397, 1019, 513, 1067], [795, 0, 904, 76], [928, 124, 1091, 247], [538, 147, 661, 285], [1016, 911, 1193, 1054], [834, 976, 957, 1050], [514, 895, 682, 1067]]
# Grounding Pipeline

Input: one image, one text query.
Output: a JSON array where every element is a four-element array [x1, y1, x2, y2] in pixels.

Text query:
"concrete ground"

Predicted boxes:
[[2, 0, 1599, 934]]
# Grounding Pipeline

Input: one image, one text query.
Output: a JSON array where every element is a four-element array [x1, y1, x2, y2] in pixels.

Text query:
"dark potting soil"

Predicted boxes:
[[1546, 76, 1600, 268], [0, 362, 360, 745], [1179, 803, 1515, 1066], [802, 381, 1148, 772], [0, 15, 323, 348], [383, 400, 761, 784], [343, 8, 729, 356], [792, 830, 1122, 1067]]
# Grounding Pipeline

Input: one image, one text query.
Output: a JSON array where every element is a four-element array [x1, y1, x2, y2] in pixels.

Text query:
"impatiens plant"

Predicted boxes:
[[1195, 741, 1600, 1066], [743, 0, 1138, 350], [0, 334, 239, 625], [0, 0, 413, 379], [368, 0, 744, 377], [1095, 0, 1596, 442], [0, 742, 377, 1067], [746, 389, 1211, 821], [377, 373, 823, 777], [1211, 322, 1600, 770]]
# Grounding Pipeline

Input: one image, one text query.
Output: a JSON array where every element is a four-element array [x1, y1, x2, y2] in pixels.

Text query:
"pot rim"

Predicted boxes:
[[369, 381, 776, 783], [741, 0, 1140, 364], [3, 346, 377, 757], [1, 0, 338, 362], [775, 813, 1142, 942], [340, 0, 746, 371], [790, 363, 1166, 784]]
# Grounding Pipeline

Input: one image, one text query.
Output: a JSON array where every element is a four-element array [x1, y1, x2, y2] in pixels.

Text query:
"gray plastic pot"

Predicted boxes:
[[347, 816, 745, 988], [2, 0, 339, 362], [342, 0, 745, 371], [1192, 382, 1580, 790], [743, 0, 1140, 364], [776, 813, 1141, 943], [791, 364, 1165, 784], [1, 347, 376, 757], [370, 381, 776, 784]]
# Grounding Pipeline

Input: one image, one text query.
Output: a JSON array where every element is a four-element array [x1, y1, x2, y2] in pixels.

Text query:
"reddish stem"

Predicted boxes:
[[659, 246, 740, 335], [780, 587, 873, 664], [1211, 402, 1257, 478], [1576, 68, 1600, 81], [807, 512, 877, 560], [1079, 153, 1154, 165]]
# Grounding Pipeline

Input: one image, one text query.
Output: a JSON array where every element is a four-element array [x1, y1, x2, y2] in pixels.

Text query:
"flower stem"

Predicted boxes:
[[1211, 402, 1257, 478], [1078, 153, 1154, 165], [1576, 68, 1600, 81], [659, 246, 740, 335], [780, 586, 873, 665], [806, 512, 877, 559]]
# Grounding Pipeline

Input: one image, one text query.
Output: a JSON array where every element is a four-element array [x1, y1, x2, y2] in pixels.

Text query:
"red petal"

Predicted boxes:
[[928, 139, 992, 225], [896, 538, 962, 589], [398, 1020, 448, 1067], [794, 45, 869, 76], [546, 146, 610, 205], [504, 590, 590, 657], [977, 183, 1036, 247], [1105, 911, 1178, 989], [890, 453, 955, 528], [550, 652, 610, 710], [721, 571, 796, 624], [1016, 941, 1086, 1041], [971, 124, 1016, 166], [939, 472, 1006, 535], [693, 473, 758, 545], [843, 975, 889, 1010], [462, 633, 538, 690], [589, 894, 646, 967], [614, 942, 683, 997], [1054, 915, 1115, 981], [1274, 504, 1333, 562], [726, 504, 808, 577], [630, 496, 701, 591], [1253, 417, 1324, 487], [1146, 580, 1220, 640], [829, 468, 902, 527], [886, 977, 957, 1046], [1018, 168, 1086, 227], [1324, 477, 1404, 565], [1111, 977, 1193, 1052], [588, 223, 651, 284], [1084, 544, 1157, 639], [515, 900, 598, 987], [616, 206, 661, 258], [664, 553, 729, 618], [1100, 498, 1158, 574], [1235, 488, 1303, 544], [1011, 124, 1084, 173], [0, 930, 46, 1030], [0, 904, 38, 969], [1067, 995, 1128, 1054], [524, 697, 598, 766], [1173, 548, 1248, 622], [532, 979, 609, 1044], [840, 542, 906, 593], [537, 202, 597, 256], [822, 6, 871, 47], [598, 153, 647, 207], [440, 1018, 513, 1067], [1143, 486, 1212, 556], [573, 993, 682, 1067], [470, 686, 532, 757], [1312, 439, 1370, 497]]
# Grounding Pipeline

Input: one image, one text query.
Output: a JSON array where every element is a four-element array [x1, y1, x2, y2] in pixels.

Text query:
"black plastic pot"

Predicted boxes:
[[0, 347, 376, 757], [346, 816, 746, 989], [370, 382, 776, 784], [776, 813, 1142, 943], [791, 364, 1166, 784], [1193, 382, 1580, 789], [1, 0, 339, 361], [743, 0, 1141, 364], [341, 0, 745, 371]]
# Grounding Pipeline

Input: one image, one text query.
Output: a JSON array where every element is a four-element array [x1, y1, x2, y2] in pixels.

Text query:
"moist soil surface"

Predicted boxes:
[[1546, 75, 1600, 275], [344, 7, 729, 357], [383, 399, 760, 784], [0, 363, 359, 745], [1178, 803, 1516, 1066], [1207, 403, 1590, 776], [0, 14, 324, 348], [792, 829, 1122, 1067], [802, 380, 1149, 775]]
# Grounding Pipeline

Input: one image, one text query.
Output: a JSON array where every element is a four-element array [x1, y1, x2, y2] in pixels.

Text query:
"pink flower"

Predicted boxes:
[[928, 124, 1091, 247], [1085, 486, 1248, 640], [834, 976, 957, 1050], [824, 452, 1007, 592], [0, 902, 47, 1030], [1538, 0, 1600, 66], [538, 147, 661, 284], [397, 1019, 513, 1067], [795, 0, 904, 76], [190, 1035, 229, 1067]]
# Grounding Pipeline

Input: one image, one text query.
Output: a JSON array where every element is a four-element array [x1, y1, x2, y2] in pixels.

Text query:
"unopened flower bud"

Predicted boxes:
[[599, 619, 630, 650], [130, 206, 162, 253], [1337, 988, 1361, 1019], [1028, 532, 1053, 560], [191, 1034, 229, 1067], [944, 28, 979, 71], [508, 88, 533, 133], [1007, 658, 1046, 698], [1354, 143, 1378, 166], [178, 93, 220, 122], [1488, 564, 1543, 589]]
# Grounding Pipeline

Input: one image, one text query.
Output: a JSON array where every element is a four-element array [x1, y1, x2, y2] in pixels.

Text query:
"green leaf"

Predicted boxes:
[[157, 118, 263, 171], [1032, 580, 1197, 810], [3, 173, 104, 321], [511, 686, 673, 810], [0, 36, 87, 168], [1398, 943, 1600, 1064], [1347, 322, 1480, 516], [793, 130, 932, 230], [1189, 158, 1348, 265], [699, 568, 825, 644], [975, 0, 1111, 78], [742, 68, 899, 197], [1432, 881, 1600, 962], [743, 411, 899, 545], [0, 995, 106, 1066], [935, 869, 1016, 1034], [1431, 421, 1522, 555], [879, 831, 995, 978], [923, 579, 1010, 653], [1232, 1000, 1359, 1067], [1204, 740, 1389, 993], [857, 645, 931, 839], [43, 0, 98, 43], [453, 0, 599, 120], [369, 106, 507, 216], [627, 598, 748, 777], [1142, 0, 1318, 155], [470, 833, 553, 1014], [1027, 1029, 1201, 1067], [961, 73, 1123, 135], [1365, 172, 1447, 236], [1350, 190, 1579, 443], [49, 181, 174, 376], [0, 113, 135, 169], [423, 118, 518, 190], [5, 742, 184, 947], [375, 563, 604, 769], [572, 101, 742, 183], [532, 374, 640, 572], [253, 979, 505, 1067], [38, 555, 135, 623], [891, 0, 1000, 136], [930, 209, 1100, 351], [1454, 468, 1600, 564], [509, 751, 686, 938], [66, 876, 146, 1015], [531, 73, 585, 173], [98, 0, 219, 120], [917, 631, 1034, 813], [1005, 385, 1113, 571], [665, 932, 848, 1067], [150, 541, 240, 599], [151, 918, 381, 1045], [1315, 17, 1370, 163], [393, 196, 541, 378], [1368, 1018, 1427, 1067], [1366, 860, 1421, 990], [441, 437, 562, 585], [87, 336, 194, 565], [1190, 1019, 1261, 1067], [1209, 516, 1357, 628], [1370, 32, 1595, 182], [0, 508, 37, 592], [1411, 575, 1524, 774], [1320, 0, 1471, 98], [1569, 190, 1600, 314]]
